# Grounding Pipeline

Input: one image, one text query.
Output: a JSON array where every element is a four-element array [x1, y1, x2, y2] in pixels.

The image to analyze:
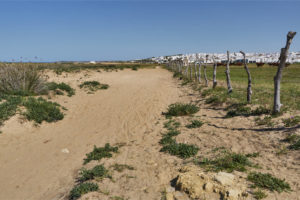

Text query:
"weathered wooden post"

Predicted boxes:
[[225, 51, 233, 93], [240, 51, 252, 103], [204, 55, 209, 87], [194, 62, 197, 81], [212, 56, 217, 88], [198, 58, 202, 83], [273, 31, 297, 113], [184, 57, 188, 78]]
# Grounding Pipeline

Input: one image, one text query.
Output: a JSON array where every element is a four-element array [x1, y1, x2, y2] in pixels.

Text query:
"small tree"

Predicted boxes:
[[240, 51, 252, 103], [273, 31, 297, 113], [225, 51, 233, 93]]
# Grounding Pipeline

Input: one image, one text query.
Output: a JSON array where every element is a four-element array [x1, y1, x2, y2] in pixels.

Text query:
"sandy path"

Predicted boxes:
[[0, 68, 181, 200]]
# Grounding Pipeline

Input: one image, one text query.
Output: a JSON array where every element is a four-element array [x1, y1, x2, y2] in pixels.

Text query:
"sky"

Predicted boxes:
[[0, 0, 299, 62]]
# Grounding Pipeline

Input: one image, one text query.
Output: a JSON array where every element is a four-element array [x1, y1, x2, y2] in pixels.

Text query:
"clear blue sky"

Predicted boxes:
[[0, 1, 299, 62]]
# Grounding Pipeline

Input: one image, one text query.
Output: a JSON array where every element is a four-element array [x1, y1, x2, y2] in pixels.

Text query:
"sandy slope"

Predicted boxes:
[[0, 68, 182, 200]]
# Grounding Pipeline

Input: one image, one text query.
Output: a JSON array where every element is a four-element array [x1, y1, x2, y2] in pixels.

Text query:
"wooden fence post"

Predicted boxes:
[[240, 51, 252, 103], [273, 31, 297, 113]]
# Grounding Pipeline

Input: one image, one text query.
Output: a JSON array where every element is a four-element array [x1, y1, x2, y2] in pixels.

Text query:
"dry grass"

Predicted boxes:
[[0, 64, 47, 96]]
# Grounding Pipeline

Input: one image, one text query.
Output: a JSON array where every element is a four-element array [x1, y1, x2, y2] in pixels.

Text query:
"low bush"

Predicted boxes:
[[163, 119, 180, 130], [253, 189, 268, 200], [195, 151, 254, 172], [160, 121, 199, 159], [0, 96, 22, 125], [78, 165, 111, 182], [131, 66, 138, 71], [186, 120, 203, 129], [164, 103, 199, 117], [69, 182, 99, 200], [22, 97, 64, 124], [247, 172, 291, 192], [161, 142, 199, 159], [84, 143, 119, 164], [47, 82, 75, 97], [79, 81, 109, 92]]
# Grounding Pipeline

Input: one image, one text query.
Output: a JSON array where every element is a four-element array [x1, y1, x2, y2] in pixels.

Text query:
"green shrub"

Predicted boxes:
[[47, 82, 75, 97], [164, 103, 199, 117], [163, 120, 180, 130], [84, 143, 118, 164], [161, 142, 199, 159], [131, 66, 138, 71], [195, 152, 253, 172], [282, 116, 300, 127], [247, 172, 291, 192], [159, 130, 181, 145], [0, 96, 22, 125], [22, 97, 64, 124], [69, 182, 99, 200], [186, 120, 203, 129], [79, 81, 109, 92], [78, 165, 111, 182], [253, 189, 268, 200], [0, 64, 47, 96]]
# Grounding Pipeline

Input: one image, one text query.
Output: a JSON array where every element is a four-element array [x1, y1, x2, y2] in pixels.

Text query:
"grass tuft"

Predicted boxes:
[[79, 81, 109, 92], [83, 143, 118, 165], [0, 64, 47, 96], [247, 172, 291, 192]]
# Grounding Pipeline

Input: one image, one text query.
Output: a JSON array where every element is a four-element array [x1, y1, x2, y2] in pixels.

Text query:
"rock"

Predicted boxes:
[[166, 193, 174, 200], [214, 172, 235, 186], [175, 165, 249, 200], [203, 182, 214, 192], [173, 191, 189, 200], [166, 186, 175, 193], [61, 148, 69, 153]]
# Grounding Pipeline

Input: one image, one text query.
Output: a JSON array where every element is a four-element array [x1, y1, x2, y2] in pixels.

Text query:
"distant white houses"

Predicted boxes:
[[89, 61, 96, 64], [151, 51, 300, 64]]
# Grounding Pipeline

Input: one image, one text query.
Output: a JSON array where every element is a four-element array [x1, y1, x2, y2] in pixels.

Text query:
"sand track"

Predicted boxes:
[[0, 68, 181, 200]]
